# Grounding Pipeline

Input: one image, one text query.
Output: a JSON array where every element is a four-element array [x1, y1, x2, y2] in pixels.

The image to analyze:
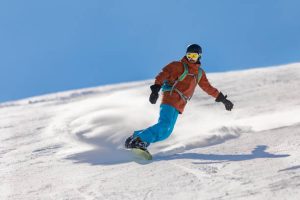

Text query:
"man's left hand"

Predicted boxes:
[[216, 92, 234, 111]]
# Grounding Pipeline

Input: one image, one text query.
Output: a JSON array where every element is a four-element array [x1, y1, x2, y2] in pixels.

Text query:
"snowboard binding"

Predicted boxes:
[[125, 135, 152, 160], [125, 135, 149, 151]]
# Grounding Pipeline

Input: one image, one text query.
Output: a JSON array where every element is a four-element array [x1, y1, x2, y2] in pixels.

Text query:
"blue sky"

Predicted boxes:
[[0, 0, 300, 102]]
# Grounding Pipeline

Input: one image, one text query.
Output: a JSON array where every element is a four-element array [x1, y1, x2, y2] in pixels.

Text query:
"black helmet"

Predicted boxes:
[[186, 44, 202, 54]]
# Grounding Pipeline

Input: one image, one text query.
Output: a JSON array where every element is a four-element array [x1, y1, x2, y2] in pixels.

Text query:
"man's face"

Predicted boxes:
[[186, 52, 200, 63]]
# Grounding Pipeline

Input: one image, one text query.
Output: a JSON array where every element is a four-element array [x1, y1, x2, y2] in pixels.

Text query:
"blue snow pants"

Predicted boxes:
[[133, 104, 179, 144]]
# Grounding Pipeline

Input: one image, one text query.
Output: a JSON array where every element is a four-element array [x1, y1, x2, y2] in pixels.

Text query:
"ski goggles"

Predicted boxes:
[[186, 52, 201, 60]]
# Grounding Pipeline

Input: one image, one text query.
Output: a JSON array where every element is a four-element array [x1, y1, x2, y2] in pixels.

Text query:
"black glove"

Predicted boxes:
[[149, 84, 161, 104], [216, 92, 234, 111]]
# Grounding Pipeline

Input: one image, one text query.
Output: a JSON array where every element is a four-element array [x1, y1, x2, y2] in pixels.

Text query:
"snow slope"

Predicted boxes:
[[1, 63, 300, 200]]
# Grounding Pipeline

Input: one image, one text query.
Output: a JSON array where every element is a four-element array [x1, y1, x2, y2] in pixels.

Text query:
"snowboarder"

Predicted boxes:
[[125, 44, 234, 152]]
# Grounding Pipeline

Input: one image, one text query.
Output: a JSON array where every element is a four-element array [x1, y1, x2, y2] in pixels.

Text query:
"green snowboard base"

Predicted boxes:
[[131, 148, 153, 160]]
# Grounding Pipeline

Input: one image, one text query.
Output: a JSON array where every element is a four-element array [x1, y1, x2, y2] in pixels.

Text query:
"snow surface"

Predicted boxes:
[[1, 63, 300, 200]]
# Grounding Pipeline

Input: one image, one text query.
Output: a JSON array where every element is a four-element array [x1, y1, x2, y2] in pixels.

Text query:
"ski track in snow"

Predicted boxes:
[[1, 63, 300, 199]]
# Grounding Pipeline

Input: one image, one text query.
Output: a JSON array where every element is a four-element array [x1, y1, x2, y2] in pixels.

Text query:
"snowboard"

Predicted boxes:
[[131, 148, 152, 160]]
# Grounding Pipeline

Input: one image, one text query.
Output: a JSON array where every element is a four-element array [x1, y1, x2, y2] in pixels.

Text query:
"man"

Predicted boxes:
[[125, 44, 234, 151]]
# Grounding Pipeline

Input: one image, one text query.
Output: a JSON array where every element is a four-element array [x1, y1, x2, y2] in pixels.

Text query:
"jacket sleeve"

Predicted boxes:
[[198, 70, 220, 98], [154, 62, 174, 86]]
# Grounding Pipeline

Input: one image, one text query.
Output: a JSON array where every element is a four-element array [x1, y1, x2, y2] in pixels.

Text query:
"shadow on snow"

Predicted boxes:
[[66, 144, 289, 165], [157, 145, 290, 164]]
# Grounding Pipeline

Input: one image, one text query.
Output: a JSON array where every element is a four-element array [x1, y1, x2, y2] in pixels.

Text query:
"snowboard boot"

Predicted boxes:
[[125, 135, 149, 151]]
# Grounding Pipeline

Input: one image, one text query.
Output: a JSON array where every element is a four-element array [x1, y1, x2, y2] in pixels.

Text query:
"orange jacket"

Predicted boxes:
[[154, 57, 219, 114]]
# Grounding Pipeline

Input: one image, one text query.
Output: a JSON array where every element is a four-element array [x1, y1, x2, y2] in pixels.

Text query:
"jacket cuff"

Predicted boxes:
[[215, 92, 226, 102]]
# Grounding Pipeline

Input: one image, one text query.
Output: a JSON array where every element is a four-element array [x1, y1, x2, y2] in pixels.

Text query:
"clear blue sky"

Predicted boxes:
[[1, 0, 300, 102]]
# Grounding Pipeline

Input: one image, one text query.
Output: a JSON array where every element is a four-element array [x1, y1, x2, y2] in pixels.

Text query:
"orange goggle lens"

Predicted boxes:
[[186, 53, 201, 60]]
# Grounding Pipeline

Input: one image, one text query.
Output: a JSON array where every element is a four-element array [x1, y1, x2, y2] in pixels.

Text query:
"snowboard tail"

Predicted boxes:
[[131, 148, 152, 160]]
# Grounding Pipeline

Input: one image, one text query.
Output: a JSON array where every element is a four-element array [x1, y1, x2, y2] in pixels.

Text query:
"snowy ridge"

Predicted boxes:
[[1, 63, 300, 199]]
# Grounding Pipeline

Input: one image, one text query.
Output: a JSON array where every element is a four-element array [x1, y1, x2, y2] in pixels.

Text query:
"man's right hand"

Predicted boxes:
[[149, 84, 161, 104]]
